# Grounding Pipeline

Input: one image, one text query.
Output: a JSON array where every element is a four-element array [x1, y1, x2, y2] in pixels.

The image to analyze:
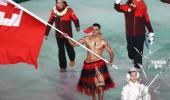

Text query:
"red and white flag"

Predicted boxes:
[[83, 26, 93, 35], [0, 0, 46, 68]]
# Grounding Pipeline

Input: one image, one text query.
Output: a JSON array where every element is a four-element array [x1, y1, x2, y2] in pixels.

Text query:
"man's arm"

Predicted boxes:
[[70, 8, 80, 32], [144, 11, 155, 45], [66, 36, 85, 47], [140, 85, 151, 100], [121, 86, 128, 100], [114, 0, 130, 13], [44, 10, 55, 40], [103, 40, 114, 64], [144, 11, 153, 33]]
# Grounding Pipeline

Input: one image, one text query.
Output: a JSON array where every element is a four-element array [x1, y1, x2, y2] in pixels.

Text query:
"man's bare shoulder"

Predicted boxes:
[[79, 36, 91, 42], [82, 35, 93, 40], [99, 36, 108, 44]]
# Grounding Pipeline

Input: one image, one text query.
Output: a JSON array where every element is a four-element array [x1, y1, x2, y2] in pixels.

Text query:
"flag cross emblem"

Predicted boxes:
[[0, 2, 22, 27]]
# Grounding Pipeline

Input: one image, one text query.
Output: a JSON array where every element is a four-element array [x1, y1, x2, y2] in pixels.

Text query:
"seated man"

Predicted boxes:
[[121, 68, 151, 100], [65, 23, 115, 100]]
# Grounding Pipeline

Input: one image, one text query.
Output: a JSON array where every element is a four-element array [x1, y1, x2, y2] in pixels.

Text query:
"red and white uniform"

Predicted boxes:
[[114, 0, 153, 36], [45, 1, 80, 38]]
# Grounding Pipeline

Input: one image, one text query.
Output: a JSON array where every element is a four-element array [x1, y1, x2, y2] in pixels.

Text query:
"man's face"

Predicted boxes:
[[92, 26, 100, 34], [56, 0, 64, 9], [130, 71, 138, 83]]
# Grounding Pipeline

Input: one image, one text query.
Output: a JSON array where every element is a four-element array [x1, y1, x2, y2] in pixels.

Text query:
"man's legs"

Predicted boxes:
[[92, 93, 97, 100], [126, 35, 135, 62], [56, 37, 67, 72], [65, 38, 76, 67], [134, 35, 145, 69], [96, 86, 104, 100], [92, 87, 104, 100]]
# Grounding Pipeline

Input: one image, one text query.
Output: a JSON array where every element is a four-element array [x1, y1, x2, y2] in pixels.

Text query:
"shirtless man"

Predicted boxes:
[[65, 23, 115, 100]]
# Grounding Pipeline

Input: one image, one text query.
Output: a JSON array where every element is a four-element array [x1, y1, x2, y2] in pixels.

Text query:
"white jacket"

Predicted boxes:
[[121, 81, 151, 100]]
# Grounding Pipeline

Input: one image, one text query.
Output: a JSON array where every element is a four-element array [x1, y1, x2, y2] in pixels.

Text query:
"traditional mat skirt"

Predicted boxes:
[[77, 60, 115, 96]]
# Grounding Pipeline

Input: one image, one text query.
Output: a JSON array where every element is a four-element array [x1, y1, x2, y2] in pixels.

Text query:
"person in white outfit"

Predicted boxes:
[[121, 68, 151, 100]]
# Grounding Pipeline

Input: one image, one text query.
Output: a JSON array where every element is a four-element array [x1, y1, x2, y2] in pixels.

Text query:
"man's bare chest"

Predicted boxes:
[[86, 38, 104, 50]]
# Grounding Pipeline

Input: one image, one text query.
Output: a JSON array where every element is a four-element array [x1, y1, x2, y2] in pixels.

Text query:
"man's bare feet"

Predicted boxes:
[[69, 60, 75, 67]]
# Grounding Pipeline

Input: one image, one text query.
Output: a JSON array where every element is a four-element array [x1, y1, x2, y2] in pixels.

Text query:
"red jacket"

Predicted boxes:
[[114, 3, 153, 36], [45, 1, 80, 38], [161, 0, 170, 3]]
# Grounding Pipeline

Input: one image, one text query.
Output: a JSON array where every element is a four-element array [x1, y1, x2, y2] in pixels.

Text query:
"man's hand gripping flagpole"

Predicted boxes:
[[7, 0, 118, 69]]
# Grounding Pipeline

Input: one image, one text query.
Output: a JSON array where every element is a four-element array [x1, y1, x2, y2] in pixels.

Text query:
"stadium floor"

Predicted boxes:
[[0, 0, 170, 100]]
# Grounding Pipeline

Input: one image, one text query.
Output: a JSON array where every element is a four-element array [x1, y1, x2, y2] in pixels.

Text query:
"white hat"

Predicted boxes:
[[126, 67, 140, 81]]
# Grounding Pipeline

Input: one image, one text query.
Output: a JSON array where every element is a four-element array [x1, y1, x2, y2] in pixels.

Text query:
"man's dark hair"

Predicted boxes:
[[126, 0, 132, 4], [93, 23, 101, 29], [56, 0, 64, 3]]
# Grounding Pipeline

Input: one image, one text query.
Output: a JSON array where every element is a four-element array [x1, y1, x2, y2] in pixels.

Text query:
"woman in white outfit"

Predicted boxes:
[[121, 68, 151, 100]]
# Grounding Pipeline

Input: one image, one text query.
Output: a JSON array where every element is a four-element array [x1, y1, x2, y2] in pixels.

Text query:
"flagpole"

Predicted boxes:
[[7, 0, 118, 69], [148, 66, 170, 88]]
